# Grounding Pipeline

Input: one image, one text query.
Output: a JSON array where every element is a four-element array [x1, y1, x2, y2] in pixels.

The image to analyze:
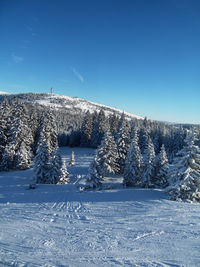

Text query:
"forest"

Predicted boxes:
[[0, 94, 200, 202]]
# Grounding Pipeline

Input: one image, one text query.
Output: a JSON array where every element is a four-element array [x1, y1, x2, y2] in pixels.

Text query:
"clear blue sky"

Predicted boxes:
[[0, 0, 200, 124]]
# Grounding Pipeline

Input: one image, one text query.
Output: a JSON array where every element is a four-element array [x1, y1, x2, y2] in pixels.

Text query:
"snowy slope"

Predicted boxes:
[[0, 92, 143, 120], [0, 147, 200, 267], [0, 91, 9, 95]]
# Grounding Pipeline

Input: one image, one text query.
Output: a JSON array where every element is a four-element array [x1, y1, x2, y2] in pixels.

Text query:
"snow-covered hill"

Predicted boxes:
[[0, 92, 143, 120], [0, 147, 200, 267], [0, 90, 9, 95]]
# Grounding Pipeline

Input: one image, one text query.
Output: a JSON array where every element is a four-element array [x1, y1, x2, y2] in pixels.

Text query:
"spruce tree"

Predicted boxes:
[[116, 123, 131, 173], [57, 160, 70, 184], [84, 156, 103, 189], [69, 151, 75, 166], [139, 127, 149, 154], [49, 147, 63, 184], [38, 110, 58, 154], [141, 136, 156, 188], [109, 112, 119, 138], [154, 144, 169, 188], [33, 140, 51, 184], [90, 109, 108, 147], [123, 129, 142, 186], [167, 130, 200, 202], [96, 129, 119, 177], [0, 100, 10, 164], [1, 102, 33, 170], [80, 111, 93, 147]]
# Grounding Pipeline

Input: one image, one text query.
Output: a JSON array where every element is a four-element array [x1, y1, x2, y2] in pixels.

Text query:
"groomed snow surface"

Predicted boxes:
[[0, 147, 200, 267]]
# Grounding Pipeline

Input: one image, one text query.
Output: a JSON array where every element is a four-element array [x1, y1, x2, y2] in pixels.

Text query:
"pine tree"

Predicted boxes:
[[141, 136, 156, 188], [69, 151, 75, 166], [96, 129, 119, 177], [109, 112, 119, 138], [84, 156, 103, 189], [154, 144, 169, 188], [139, 127, 149, 154], [49, 147, 63, 184], [38, 110, 58, 154], [0, 99, 10, 164], [90, 109, 108, 147], [80, 111, 93, 147], [123, 129, 142, 186], [33, 140, 51, 184], [117, 112, 126, 133], [167, 130, 200, 202], [116, 122, 131, 173], [1, 102, 33, 170], [57, 160, 70, 184]]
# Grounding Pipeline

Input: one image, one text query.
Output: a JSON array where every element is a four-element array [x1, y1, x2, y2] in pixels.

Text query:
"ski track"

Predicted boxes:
[[0, 147, 200, 266]]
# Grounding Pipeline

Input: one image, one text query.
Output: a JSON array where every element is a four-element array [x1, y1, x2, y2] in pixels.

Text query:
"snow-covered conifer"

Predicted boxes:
[[123, 129, 142, 186], [116, 123, 131, 173], [167, 130, 200, 202], [49, 147, 63, 184], [38, 110, 58, 154], [57, 160, 70, 184], [84, 156, 103, 189], [139, 127, 149, 154], [141, 136, 156, 188], [0, 100, 10, 164], [96, 129, 119, 177], [109, 112, 119, 138], [80, 111, 93, 147], [1, 103, 33, 170], [90, 109, 108, 147], [154, 144, 169, 188], [69, 151, 75, 166], [33, 140, 51, 184]]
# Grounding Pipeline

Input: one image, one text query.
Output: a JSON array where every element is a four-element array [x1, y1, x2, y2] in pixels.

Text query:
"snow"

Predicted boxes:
[[0, 91, 9, 95], [35, 99, 63, 109], [33, 93, 144, 120], [0, 147, 200, 266]]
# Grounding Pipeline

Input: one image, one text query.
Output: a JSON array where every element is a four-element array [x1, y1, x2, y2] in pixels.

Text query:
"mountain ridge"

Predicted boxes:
[[0, 92, 144, 121]]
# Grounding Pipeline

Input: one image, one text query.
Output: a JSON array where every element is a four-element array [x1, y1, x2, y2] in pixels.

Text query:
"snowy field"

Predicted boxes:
[[0, 147, 200, 267]]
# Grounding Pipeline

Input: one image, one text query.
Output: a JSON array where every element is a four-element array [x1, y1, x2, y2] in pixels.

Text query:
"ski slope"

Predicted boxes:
[[0, 147, 200, 267]]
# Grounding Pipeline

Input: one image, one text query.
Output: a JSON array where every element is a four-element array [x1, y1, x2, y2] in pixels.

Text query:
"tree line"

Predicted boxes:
[[0, 97, 200, 202]]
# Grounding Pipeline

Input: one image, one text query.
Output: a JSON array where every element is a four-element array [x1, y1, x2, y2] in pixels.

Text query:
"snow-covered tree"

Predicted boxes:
[[57, 160, 70, 184], [37, 110, 58, 154], [80, 111, 93, 147], [90, 109, 108, 147], [69, 151, 75, 166], [0, 99, 10, 164], [109, 112, 119, 138], [139, 127, 149, 154], [116, 122, 131, 173], [167, 130, 200, 202], [96, 129, 119, 177], [141, 136, 156, 188], [123, 129, 142, 186], [33, 140, 51, 184], [117, 112, 126, 133], [154, 144, 169, 188], [84, 156, 103, 189], [49, 147, 63, 184], [1, 102, 33, 170]]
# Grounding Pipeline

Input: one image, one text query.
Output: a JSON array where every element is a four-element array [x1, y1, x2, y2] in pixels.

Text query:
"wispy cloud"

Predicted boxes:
[[71, 67, 84, 83], [27, 26, 37, 37], [12, 54, 24, 63]]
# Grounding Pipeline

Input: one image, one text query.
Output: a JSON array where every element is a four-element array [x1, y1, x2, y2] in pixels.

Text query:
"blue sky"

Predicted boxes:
[[0, 0, 200, 124]]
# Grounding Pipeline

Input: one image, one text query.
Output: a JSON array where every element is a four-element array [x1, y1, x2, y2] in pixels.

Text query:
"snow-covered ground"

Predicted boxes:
[[0, 147, 200, 267], [33, 93, 144, 120]]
